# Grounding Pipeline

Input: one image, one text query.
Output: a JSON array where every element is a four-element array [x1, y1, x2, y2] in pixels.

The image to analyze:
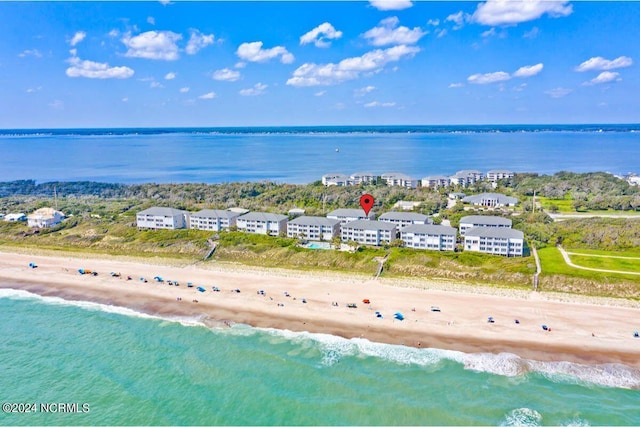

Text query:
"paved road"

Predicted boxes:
[[566, 251, 640, 261], [557, 245, 640, 276]]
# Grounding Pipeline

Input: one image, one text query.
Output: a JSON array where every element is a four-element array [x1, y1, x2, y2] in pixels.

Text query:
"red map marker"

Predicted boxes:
[[360, 194, 375, 216]]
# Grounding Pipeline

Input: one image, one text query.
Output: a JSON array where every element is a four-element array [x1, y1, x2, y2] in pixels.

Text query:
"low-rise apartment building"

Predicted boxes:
[[287, 216, 341, 241], [350, 172, 375, 185], [378, 212, 432, 230], [137, 207, 189, 230], [341, 220, 397, 246], [450, 170, 483, 187], [322, 173, 349, 186], [463, 227, 524, 257], [421, 175, 451, 188], [459, 215, 512, 236], [236, 212, 288, 235], [327, 208, 375, 225], [461, 193, 519, 208], [381, 172, 419, 189], [400, 224, 457, 251], [486, 170, 515, 182], [189, 209, 241, 231]]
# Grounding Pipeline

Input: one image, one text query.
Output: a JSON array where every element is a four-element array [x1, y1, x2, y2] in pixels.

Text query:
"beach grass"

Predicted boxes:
[[568, 254, 640, 273]]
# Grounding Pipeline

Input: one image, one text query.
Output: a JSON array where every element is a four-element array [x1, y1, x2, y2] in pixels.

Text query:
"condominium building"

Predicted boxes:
[[450, 170, 484, 187], [350, 172, 375, 185], [461, 193, 519, 208], [380, 172, 419, 189], [287, 216, 341, 241], [378, 212, 432, 230], [236, 212, 288, 235], [400, 224, 457, 251], [189, 209, 241, 231], [327, 208, 375, 225], [421, 175, 451, 188], [137, 207, 189, 230], [341, 220, 397, 246], [486, 170, 515, 182], [459, 215, 512, 236], [322, 173, 349, 186], [463, 228, 524, 257]]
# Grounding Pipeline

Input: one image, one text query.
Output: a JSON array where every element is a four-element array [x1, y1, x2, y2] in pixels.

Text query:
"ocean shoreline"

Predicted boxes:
[[1, 250, 639, 372]]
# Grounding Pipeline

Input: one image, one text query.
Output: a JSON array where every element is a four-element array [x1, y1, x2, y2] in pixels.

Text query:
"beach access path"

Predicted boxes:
[[1, 250, 639, 368], [557, 245, 640, 276]]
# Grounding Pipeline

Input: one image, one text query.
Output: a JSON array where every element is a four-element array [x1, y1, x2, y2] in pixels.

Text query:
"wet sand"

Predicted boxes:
[[1, 250, 639, 368]]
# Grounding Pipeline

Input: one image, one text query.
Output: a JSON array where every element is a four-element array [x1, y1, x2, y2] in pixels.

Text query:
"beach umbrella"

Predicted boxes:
[[394, 312, 404, 321]]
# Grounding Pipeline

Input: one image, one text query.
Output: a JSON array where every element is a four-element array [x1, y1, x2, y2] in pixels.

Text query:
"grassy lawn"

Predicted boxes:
[[568, 254, 640, 273], [538, 246, 640, 280], [566, 248, 640, 258], [536, 196, 574, 213]]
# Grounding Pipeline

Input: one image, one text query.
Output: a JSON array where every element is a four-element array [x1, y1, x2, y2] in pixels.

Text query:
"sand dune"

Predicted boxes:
[[1, 250, 639, 368]]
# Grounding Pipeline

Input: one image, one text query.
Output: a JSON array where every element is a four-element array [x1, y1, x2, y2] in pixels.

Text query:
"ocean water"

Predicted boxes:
[[1, 288, 639, 426], [1, 125, 639, 184]]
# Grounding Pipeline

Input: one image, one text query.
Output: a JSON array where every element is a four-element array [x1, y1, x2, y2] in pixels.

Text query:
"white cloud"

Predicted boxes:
[[147, 16, 155, 25], [180, 87, 190, 93], [287, 44, 419, 87], [513, 63, 543, 77], [467, 63, 543, 84], [427, 19, 440, 26], [185, 29, 215, 55], [236, 41, 294, 64], [523, 27, 539, 38], [158, 0, 171, 5], [48, 100, 64, 110], [18, 49, 42, 58], [544, 87, 572, 98], [436, 29, 447, 38], [368, 0, 413, 11], [364, 101, 396, 108], [471, 0, 572, 26], [108, 29, 120, 38], [235, 62, 246, 69], [314, 91, 326, 97], [300, 22, 343, 48], [446, 11, 466, 30], [26, 86, 42, 93], [363, 16, 426, 46], [583, 71, 622, 86], [66, 52, 134, 79], [239, 82, 267, 96], [212, 68, 241, 82], [122, 97, 129, 102], [122, 31, 182, 60], [355, 85, 376, 96], [449, 83, 464, 88], [164, 72, 176, 80], [481, 28, 496, 37], [467, 71, 511, 84], [69, 31, 86, 46], [574, 56, 633, 72], [198, 92, 216, 99], [150, 81, 163, 88]]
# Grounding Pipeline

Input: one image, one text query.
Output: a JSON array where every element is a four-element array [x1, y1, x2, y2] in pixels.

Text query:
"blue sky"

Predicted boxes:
[[1, 0, 638, 128]]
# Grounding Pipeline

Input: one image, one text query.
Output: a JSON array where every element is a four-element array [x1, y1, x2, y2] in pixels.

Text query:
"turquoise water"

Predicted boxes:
[[307, 243, 331, 250], [1, 288, 639, 426]]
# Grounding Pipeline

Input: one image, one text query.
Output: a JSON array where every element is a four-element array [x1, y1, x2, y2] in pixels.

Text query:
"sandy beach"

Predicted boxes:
[[1, 250, 639, 368]]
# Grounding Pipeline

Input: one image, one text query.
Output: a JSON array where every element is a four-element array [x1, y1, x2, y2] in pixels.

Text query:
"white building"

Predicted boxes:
[[287, 216, 341, 241], [450, 170, 483, 187], [350, 172, 375, 185], [27, 208, 65, 228], [4, 213, 26, 222], [189, 209, 241, 231], [464, 228, 524, 257], [486, 170, 515, 183], [236, 212, 288, 236], [137, 207, 189, 230], [381, 172, 419, 189], [392, 201, 422, 211], [401, 224, 457, 251], [327, 208, 375, 225], [461, 193, 519, 208], [459, 215, 512, 236], [378, 212, 432, 230], [341, 220, 397, 246], [421, 175, 451, 188], [322, 173, 350, 186]]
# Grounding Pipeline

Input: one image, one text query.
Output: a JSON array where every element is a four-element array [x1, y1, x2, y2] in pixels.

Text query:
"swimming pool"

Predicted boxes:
[[306, 242, 331, 250]]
